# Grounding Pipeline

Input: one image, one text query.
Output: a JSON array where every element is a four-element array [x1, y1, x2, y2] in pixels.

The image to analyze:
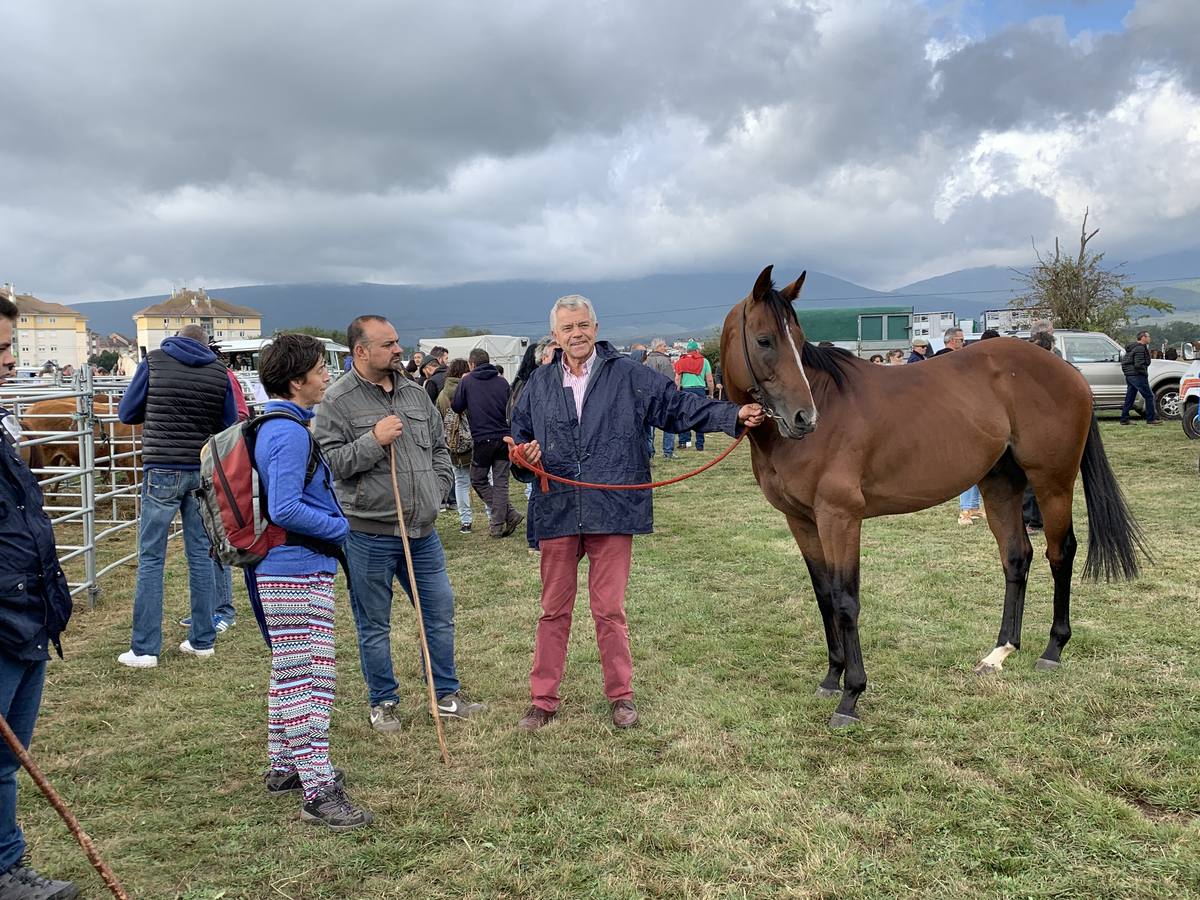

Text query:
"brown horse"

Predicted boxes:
[[721, 266, 1147, 727]]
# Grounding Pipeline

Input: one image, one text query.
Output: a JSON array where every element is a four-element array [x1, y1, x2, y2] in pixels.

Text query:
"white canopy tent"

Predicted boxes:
[[419, 335, 530, 374]]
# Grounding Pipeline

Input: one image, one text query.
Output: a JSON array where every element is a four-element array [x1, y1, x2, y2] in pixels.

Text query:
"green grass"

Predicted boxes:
[[18, 420, 1200, 898]]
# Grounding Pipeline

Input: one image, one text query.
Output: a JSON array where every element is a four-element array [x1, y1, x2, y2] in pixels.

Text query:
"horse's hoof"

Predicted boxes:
[[814, 686, 841, 699], [829, 712, 861, 729], [974, 662, 1001, 676], [1034, 658, 1060, 672]]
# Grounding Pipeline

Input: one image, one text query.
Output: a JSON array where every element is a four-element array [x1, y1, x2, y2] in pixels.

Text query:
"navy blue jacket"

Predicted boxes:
[[510, 342, 740, 541], [0, 408, 72, 660], [451, 363, 511, 443]]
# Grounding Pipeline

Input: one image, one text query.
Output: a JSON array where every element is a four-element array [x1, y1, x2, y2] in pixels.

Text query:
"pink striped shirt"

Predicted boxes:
[[562, 348, 598, 421]]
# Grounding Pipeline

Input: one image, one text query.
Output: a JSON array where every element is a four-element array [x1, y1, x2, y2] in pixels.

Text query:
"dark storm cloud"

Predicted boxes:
[[0, 0, 1196, 299]]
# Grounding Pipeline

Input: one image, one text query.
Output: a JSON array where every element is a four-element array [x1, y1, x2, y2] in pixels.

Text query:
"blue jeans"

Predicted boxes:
[[130, 468, 216, 655], [452, 464, 473, 526], [1120, 375, 1157, 422], [677, 386, 708, 449], [960, 484, 981, 511], [214, 559, 235, 622], [0, 653, 46, 870], [646, 423, 675, 457], [344, 530, 460, 706]]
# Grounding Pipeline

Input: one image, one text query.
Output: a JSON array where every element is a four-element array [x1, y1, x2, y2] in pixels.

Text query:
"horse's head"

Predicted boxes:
[[721, 265, 817, 439]]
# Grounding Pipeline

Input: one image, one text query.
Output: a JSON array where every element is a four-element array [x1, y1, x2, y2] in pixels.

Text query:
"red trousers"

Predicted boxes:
[[530, 533, 634, 712]]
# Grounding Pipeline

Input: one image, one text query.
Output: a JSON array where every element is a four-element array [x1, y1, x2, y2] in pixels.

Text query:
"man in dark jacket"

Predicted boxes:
[[643, 339, 677, 459], [423, 346, 449, 404], [117, 324, 239, 668], [452, 349, 522, 537], [906, 338, 932, 363], [0, 294, 79, 899], [1119, 331, 1162, 426], [509, 294, 764, 731]]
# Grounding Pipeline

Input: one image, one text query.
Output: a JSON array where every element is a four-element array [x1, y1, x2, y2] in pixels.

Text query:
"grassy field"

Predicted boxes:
[[17, 420, 1200, 898]]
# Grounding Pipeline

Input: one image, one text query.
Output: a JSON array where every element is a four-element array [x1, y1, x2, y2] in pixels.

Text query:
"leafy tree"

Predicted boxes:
[[700, 328, 722, 371], [292, 325, 346, 343], [442, 325, 488, 337], [1119, 320, 1200, 345], [88, 350, 120, 371], [1013, 210, 1172, 337]]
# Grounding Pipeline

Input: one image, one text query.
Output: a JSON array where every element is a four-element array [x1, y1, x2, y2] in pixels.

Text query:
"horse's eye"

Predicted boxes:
[[756, 337, 771, 348]]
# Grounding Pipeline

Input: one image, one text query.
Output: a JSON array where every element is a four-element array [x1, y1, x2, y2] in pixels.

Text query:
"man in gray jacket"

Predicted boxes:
[[643, 339, 677, 459], [313, 315, 485, 734]]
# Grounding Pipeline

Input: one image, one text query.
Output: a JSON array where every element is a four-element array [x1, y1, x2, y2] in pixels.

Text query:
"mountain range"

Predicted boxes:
[[70, 247, 1200, 345]]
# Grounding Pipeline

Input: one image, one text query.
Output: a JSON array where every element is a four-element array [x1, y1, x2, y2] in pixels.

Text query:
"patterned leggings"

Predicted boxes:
[[258, 572, 336, 801]]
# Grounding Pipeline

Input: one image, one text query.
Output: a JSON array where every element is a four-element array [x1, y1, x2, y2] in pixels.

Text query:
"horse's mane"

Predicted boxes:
[[764, 283, 857, 392]]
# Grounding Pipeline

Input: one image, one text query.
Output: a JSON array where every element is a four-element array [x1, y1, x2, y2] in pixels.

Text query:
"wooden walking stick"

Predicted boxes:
[[0, 711, 129, 899], [388, 444, 451, 765]]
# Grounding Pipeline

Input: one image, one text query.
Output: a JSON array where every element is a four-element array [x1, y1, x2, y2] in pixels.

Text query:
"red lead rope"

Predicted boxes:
[[503, 433, 747, 492]]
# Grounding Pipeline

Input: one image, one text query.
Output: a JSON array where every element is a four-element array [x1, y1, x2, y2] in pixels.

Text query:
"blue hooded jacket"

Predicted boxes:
[[253, 400, 349, 577], [510, 341, 740, 541], [118, 337, 239, 446]]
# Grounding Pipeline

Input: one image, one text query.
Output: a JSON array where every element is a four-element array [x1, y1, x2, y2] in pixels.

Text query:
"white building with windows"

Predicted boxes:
[[132, 288, 262, 356], [5, 286, 91, 368]]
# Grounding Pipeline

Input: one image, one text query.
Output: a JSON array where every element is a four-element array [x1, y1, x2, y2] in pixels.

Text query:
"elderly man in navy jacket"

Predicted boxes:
[[510, 294, 765, 730], [0, 294, 78, 899]]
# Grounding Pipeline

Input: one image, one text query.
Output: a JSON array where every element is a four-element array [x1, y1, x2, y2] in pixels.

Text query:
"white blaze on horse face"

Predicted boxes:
[[976, 642, 1017, 673], [782, 318, 817, 426]]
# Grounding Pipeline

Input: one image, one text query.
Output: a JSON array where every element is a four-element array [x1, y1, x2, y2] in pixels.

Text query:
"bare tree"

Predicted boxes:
[[1013, 209, 1171, 336]]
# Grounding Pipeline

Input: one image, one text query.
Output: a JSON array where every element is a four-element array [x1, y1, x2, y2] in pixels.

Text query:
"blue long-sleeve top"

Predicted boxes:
[[253, 400, 349, 576], [118, 337, 240, 432]]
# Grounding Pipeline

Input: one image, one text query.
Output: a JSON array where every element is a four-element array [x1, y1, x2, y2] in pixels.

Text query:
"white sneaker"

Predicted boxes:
[[179, 640, 215, 659], [117, 650, 158, 668]]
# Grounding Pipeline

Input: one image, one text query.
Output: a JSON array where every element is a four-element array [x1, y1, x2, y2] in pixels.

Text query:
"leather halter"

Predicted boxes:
[[739, 297, 790, 428]]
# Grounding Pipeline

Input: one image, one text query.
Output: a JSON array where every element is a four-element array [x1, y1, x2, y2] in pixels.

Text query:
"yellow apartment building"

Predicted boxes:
[[133, 288, 262, 356], [6, 288, 91, 368]]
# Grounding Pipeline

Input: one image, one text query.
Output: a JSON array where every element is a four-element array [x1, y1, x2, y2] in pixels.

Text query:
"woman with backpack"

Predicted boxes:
[[437, 358, 481, 534], [253, 333, 373, 831]]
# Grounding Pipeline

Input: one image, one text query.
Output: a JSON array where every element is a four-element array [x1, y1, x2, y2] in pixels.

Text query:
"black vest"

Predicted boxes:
[[142, 350, 229, 468]]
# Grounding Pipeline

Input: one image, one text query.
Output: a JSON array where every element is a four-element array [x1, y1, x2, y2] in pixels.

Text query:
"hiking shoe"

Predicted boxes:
[[1118, 419, 1131, 425], [518, 705, 556, 731], [436, 692, 486, 720], [501, 512, 524, 538], [611, 699, 639, 728], [957, 512, 975, 526], [1148, 420, 1164, 426], [369, 701, 404, 734], [300, 784, 373, 832], [179, 640, 214, 658], [459, 523, 472, 534], [117, 650, 158, 668], [265, 766, 345, 796], [0, 856, 79, 899]]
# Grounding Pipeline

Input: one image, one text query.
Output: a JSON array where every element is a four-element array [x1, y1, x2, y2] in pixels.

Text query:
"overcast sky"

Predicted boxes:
[[2, 0, 1198, 302]]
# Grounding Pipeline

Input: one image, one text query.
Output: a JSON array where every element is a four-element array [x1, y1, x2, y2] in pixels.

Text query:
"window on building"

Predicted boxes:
[[239, 318, 245, 324], [19, 317, 27, 324]]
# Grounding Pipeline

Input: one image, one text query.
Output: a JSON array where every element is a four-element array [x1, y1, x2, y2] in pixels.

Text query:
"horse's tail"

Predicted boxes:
[[1080, 415, 1149, 581]]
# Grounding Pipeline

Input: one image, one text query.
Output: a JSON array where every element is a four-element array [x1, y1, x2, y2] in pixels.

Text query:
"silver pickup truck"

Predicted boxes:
[[966, 330, 1191, 420], [1037, 330, 1189, 420]]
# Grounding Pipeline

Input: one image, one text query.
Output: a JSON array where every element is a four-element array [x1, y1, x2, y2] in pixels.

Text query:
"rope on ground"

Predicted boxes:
[[0, 711, 130, 899], [503, 432, 747, 493]]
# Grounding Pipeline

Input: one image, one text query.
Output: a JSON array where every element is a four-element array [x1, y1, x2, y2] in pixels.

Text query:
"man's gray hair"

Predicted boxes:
[[550, 294, 596, 331], [943, 326, 964, 341], [177, 324, 209, 343], [651, 337, 667, 350], [1030, 319, 1053, 337], [535, 335, 557, 361]]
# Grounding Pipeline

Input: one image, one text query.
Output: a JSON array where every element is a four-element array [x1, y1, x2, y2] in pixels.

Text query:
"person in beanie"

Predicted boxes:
[[510, 295, 765, 731], [254, 333, 371, 831], [673, 340, 714, 450], [0, 293, 78, 899]]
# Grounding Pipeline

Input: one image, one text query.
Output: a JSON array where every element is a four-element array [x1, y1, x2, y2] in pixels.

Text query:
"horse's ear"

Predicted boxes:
[[751, 265, 774, 303], [779, 271, 807, 302]]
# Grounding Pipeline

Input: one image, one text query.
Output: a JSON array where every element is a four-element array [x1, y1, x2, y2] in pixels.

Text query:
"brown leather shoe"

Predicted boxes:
[[611, 699, 639, 728], [518, 705, 555, 731]]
